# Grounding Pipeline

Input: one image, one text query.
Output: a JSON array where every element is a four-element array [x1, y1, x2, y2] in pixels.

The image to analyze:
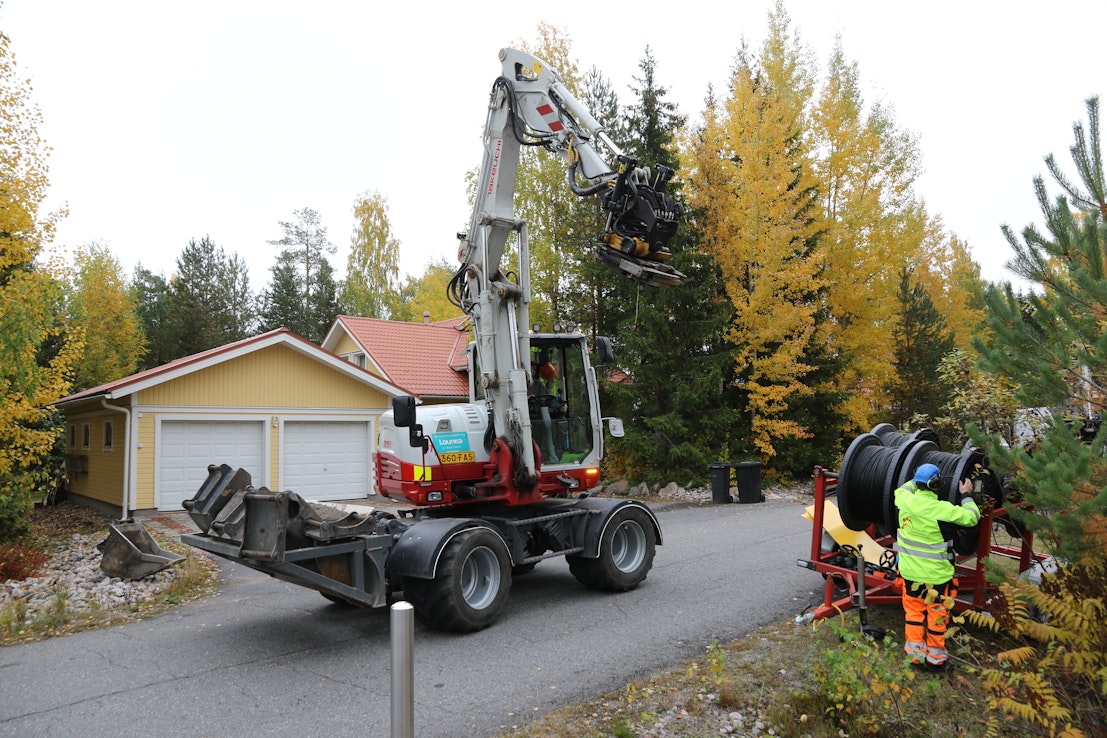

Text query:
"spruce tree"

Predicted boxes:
[[132, 264, 173, 370], [601, 47, 737, 485], [165, 236, 255, 358], [889, 266, 955, 426]]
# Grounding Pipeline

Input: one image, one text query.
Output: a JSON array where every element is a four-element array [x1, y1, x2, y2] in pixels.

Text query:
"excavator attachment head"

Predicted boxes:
[[596, 243, 686, 289]]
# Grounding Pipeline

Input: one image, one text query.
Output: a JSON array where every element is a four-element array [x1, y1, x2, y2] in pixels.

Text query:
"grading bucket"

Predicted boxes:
[[98, 520, 184, 579]]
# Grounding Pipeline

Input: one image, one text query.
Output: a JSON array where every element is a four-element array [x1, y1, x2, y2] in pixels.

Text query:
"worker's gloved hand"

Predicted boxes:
[[958, 478, 977, 505]]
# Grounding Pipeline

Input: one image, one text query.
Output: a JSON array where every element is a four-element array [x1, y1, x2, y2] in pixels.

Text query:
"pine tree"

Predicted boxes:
[[974, 96, 1107, 564], [266, 207, 336, 315], [261, 208, 340, 343]]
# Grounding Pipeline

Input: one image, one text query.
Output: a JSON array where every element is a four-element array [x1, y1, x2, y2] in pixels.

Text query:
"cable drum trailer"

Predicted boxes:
[[797, 426, 1047, 622]]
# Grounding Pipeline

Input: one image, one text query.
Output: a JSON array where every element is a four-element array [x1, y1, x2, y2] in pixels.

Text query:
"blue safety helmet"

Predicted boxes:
[[913, 463, 942, 490]]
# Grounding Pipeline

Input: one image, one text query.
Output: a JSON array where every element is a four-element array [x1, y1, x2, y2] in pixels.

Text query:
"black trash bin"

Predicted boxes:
[[733, 461, 763, 504], [709, 462, 733, 504]]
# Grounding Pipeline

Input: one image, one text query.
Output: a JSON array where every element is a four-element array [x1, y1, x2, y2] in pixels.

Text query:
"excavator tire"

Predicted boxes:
[[567, 506, 655, 591], [403, 528, 511, 632]]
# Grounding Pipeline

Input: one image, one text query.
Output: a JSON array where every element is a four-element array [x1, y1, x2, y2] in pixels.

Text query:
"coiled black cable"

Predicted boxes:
[[837, 433, 919, 532], [869, 423, 940, 449]]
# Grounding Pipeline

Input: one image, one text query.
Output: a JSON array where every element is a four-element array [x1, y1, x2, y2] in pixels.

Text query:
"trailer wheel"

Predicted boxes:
[[568, 506, 655, 591], [404, 528, 511, 632]]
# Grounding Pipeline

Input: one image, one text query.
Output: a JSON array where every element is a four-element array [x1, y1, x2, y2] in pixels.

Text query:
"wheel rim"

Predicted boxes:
[[460, 545, 501, 610], [610, 519, 647, 573]]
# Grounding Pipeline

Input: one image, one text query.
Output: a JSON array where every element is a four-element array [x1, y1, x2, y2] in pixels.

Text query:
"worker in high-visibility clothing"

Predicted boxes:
[[894, 463, 981, 670]]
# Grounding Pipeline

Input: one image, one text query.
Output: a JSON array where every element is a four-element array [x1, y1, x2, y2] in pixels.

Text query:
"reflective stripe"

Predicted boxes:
[[926, 645, 949, 662], [895, 547, 954, 561], [960, 500, 982, 523], [898, 533, 950, 551], [893, 543, 954, 561]]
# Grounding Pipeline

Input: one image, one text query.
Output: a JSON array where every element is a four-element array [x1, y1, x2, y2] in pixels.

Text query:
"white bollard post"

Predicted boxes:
[[391, 601, 415, 738]]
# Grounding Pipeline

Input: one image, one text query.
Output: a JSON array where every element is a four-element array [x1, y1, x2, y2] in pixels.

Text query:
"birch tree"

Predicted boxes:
[[0, 35, 82, 540], [341, 190, 400, 318], [70, 243, 145, 390]]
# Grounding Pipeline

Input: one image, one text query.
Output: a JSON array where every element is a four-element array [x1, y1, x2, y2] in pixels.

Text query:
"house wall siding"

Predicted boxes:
[[137, 345, 389, 409], [136, 411, 156, 510], [64, 408, 126, 508], [58, 339, 397, 512]]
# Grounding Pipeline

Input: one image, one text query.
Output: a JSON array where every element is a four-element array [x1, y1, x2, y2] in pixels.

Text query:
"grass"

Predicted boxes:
[[499, 605, 1011, 737], [498, 516, 1056, 738], [0, 502, 220, 646]]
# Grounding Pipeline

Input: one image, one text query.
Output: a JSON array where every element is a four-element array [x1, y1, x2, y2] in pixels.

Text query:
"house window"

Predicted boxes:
[[103, 420, 114, 451], [351, 352, 367, 369], [68, 424, 76, 449], [81, 423, 90, 451]]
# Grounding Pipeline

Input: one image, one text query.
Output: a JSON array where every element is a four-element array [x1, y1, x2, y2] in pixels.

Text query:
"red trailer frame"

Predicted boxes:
[[798, 466, 1045, 621]]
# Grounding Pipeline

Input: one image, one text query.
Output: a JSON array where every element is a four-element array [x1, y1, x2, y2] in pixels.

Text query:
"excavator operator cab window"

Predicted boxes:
[[528, 339, 593, 465]]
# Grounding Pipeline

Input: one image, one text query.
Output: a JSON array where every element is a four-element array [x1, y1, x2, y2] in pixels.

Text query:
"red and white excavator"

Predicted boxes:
[[180, 48, 684, 631]]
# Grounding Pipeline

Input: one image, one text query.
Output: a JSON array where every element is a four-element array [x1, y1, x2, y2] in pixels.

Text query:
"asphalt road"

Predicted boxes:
[[0, 497, 821, 738]]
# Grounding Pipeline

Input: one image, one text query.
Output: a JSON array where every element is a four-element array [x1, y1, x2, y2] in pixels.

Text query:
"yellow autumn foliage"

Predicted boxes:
[[0, 33, 82, 540]]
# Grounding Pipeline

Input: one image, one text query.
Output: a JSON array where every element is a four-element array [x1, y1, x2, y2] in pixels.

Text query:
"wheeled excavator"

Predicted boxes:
[[179, 48, 684, 632]]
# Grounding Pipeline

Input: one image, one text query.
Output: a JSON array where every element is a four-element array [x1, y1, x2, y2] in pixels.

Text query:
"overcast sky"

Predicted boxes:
[[4, 1, 1104, 290]]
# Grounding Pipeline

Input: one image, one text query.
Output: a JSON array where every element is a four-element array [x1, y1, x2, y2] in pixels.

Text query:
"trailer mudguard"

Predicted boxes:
[[387, 518, 513, 580], [570, 497, 663, 558]]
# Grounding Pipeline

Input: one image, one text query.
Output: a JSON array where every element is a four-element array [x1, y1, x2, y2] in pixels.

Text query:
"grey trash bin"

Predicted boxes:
[[733, 461, 763, 503], [709, 462, 733, 504]]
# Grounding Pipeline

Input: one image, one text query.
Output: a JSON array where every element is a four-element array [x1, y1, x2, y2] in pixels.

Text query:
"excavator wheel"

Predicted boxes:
[[595, 245, 686, 289], [567, 506, 655, 591], [403, 528, 512, 632]]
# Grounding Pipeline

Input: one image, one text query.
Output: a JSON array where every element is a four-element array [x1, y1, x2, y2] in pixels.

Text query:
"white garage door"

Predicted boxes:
[[282, 421, 371, 501], [158, 420, 266, 511]]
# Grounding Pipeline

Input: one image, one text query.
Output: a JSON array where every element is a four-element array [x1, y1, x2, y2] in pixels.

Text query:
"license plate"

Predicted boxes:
[[438, 451, 475, 464]]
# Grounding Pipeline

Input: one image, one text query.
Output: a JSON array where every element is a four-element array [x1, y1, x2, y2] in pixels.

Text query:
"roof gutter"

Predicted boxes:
[[100, 397, 132, 521]]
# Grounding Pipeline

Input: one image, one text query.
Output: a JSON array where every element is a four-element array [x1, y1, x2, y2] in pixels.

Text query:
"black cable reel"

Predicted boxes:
[[837, 428, 1004, 555]]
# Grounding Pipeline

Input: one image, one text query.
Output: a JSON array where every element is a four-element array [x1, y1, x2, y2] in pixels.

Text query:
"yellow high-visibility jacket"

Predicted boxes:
[[894, 481, 981, 584]]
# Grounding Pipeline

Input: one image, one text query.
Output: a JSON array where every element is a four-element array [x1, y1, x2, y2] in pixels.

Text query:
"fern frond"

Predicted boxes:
[[963, 608, 1001, 632], [997, 645, 1038, 667]]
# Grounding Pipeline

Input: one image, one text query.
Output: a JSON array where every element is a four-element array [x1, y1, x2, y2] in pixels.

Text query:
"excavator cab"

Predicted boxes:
[[471, 332, 603, 466]]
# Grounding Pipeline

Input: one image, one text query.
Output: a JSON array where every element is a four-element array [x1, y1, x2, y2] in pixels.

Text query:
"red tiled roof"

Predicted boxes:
[[325, 316, 471, 399], [55, 327, 409, 406]]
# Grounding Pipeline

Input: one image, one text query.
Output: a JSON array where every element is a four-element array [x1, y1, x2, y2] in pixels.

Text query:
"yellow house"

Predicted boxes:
[[54, 328, 409, 517]]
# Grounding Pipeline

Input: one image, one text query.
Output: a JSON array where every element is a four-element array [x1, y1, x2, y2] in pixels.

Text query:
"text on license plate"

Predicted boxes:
[[439, 451, 475, 464]]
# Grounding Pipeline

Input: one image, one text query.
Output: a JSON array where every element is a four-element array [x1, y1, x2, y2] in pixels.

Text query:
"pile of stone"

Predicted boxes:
[[1, 531, 185, 619]]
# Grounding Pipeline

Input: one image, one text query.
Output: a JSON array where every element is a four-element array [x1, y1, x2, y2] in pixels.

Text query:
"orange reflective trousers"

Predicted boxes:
[[901, 578, 957, 667]]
